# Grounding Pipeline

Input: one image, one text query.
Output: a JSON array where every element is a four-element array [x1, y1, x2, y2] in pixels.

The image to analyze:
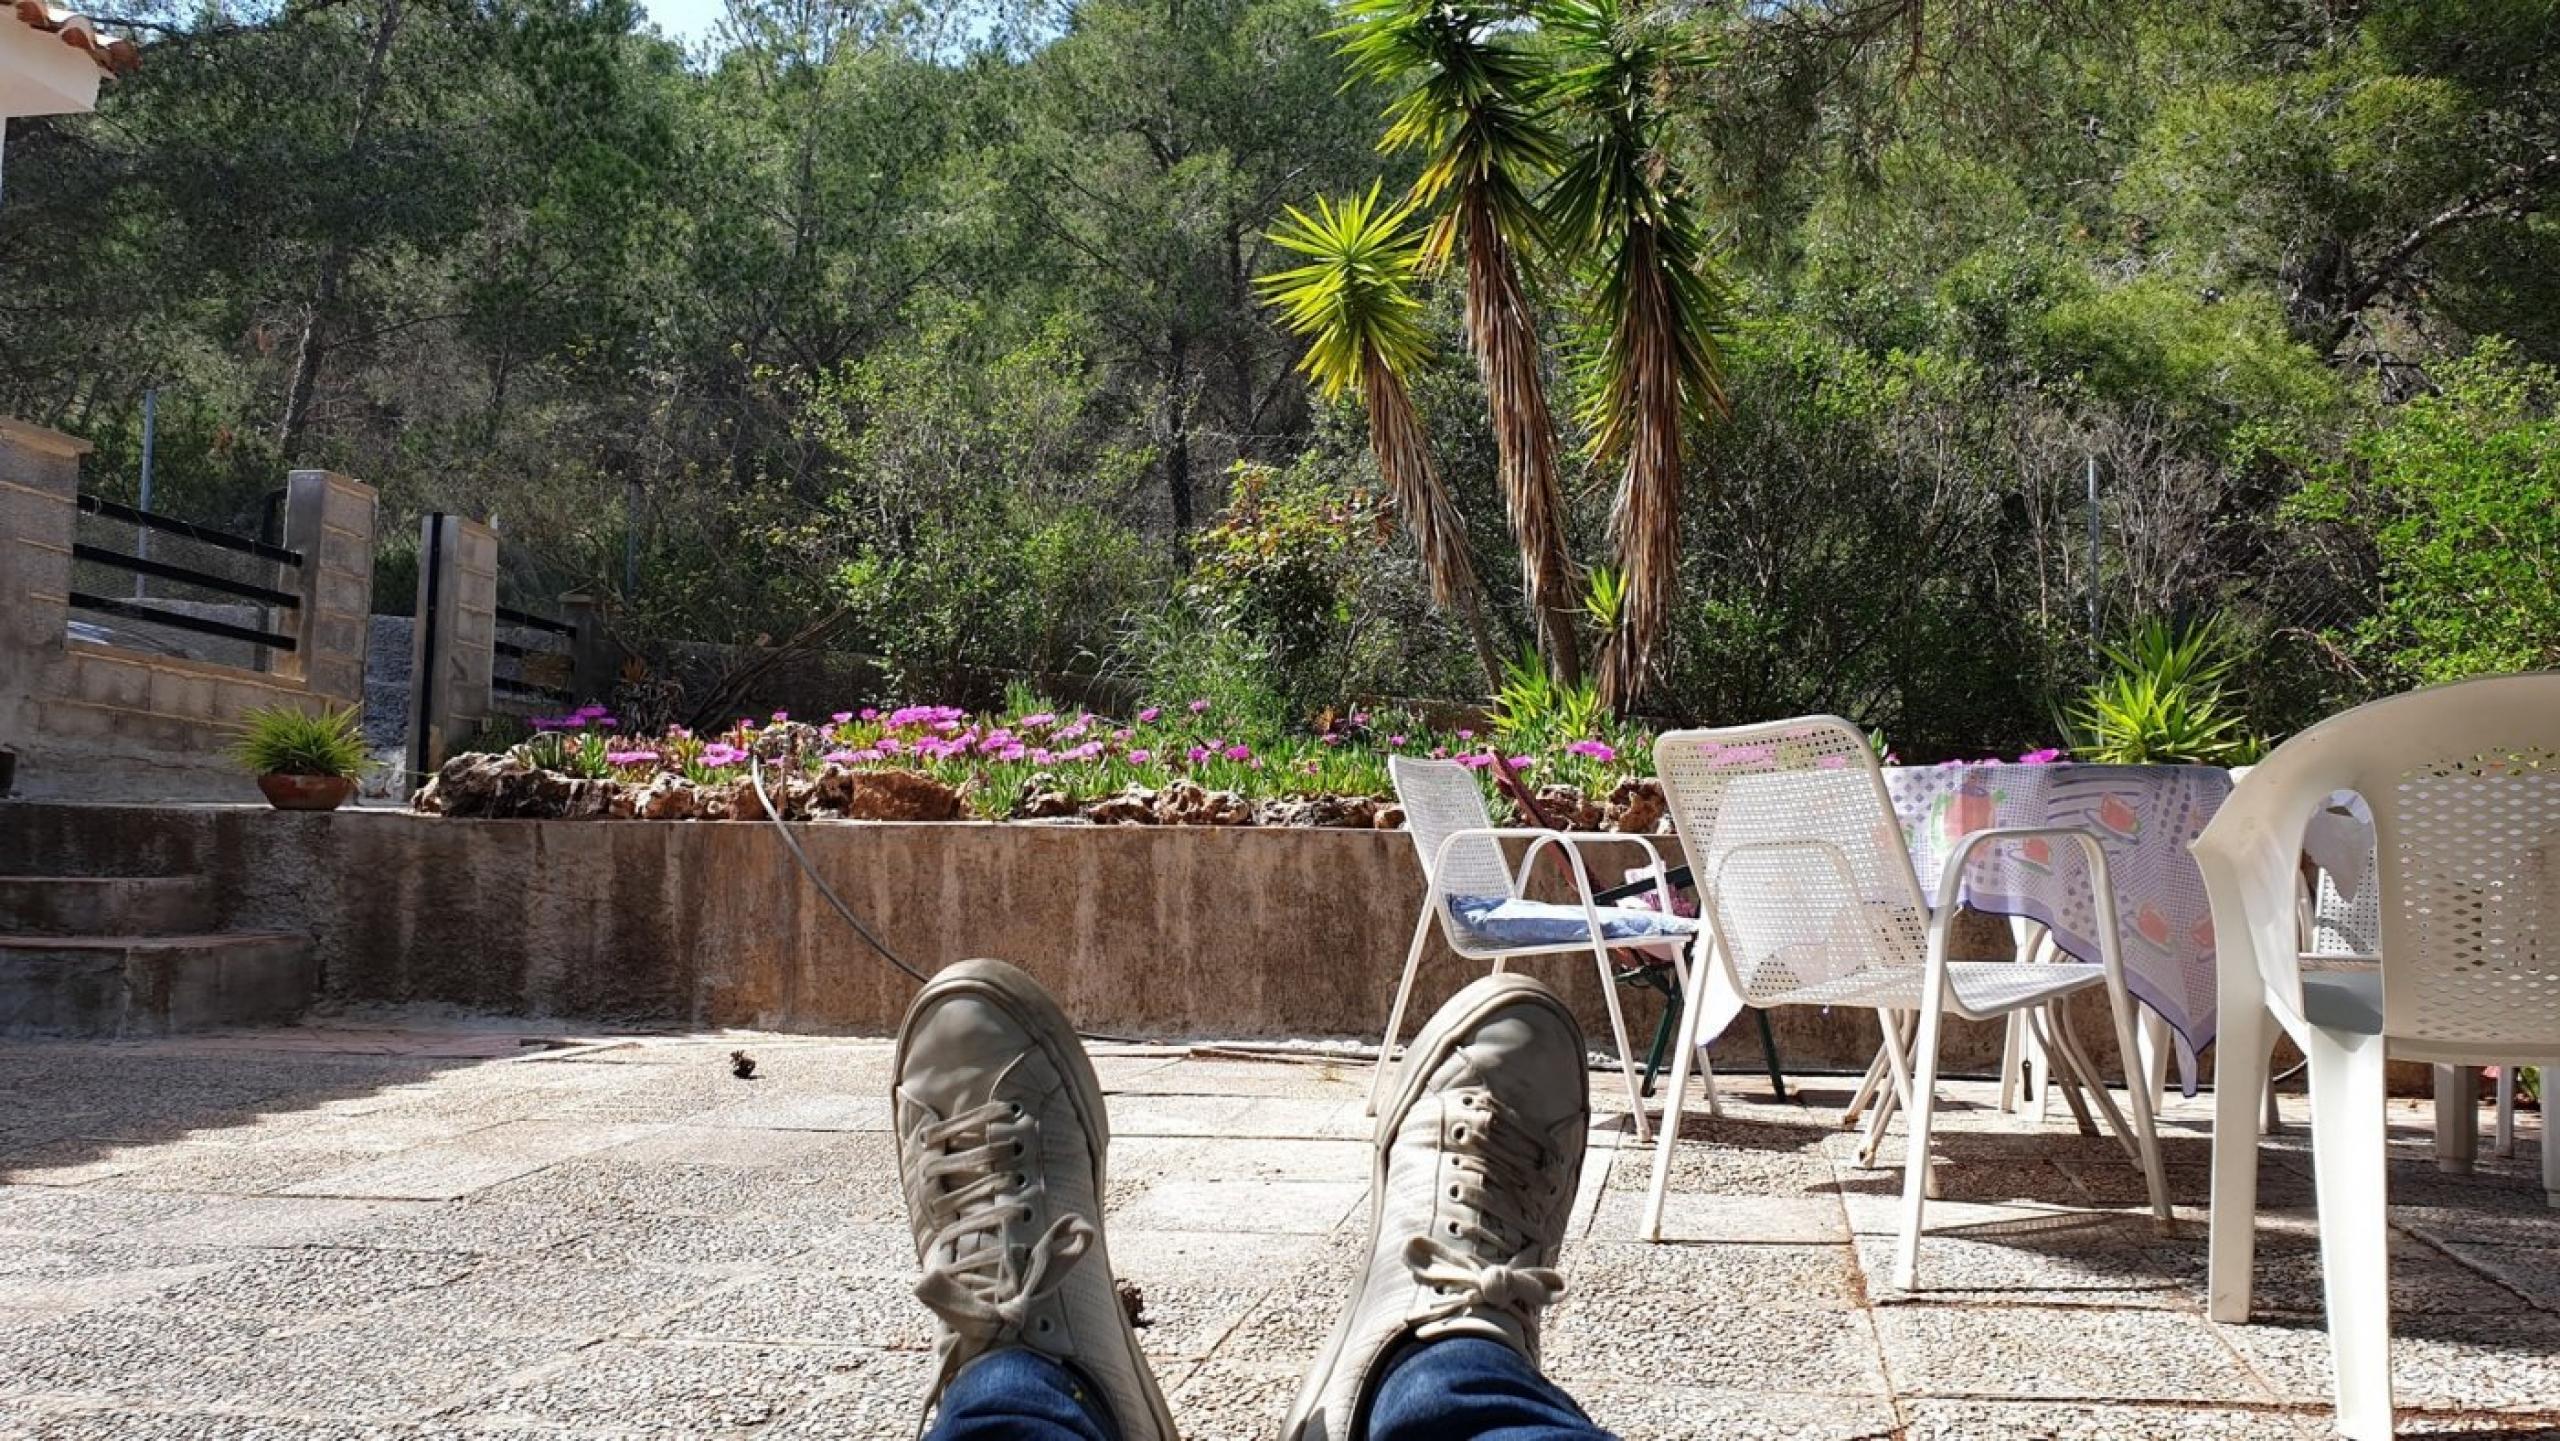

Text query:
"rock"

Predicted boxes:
[[1375, 803, 1406, 830], [411, 752, 518, 816], [1257, 793, 1379, 829], [1013, 772, 1080, 820], [815, 767, 965, 822], [1531, 783, 1602, 831], [749, 721, 824, 764], [1084, 788, 1158, 825], [1603, 776, 1665, 833], [636, 774, 701, 820], [1154, 779, 1253, 826]]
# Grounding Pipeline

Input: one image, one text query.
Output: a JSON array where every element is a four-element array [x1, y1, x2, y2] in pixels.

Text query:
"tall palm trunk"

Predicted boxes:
[[1458, 190, 1582, 686], [1596, 219, 1686, 708], [1361, 346, 1505, 691]]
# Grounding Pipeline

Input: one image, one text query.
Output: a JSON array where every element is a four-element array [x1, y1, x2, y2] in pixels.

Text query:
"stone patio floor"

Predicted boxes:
[[1, 1019, 2556, 1440]]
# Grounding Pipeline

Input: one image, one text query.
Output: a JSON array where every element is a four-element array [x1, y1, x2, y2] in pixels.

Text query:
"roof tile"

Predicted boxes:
[[10, 0, 140, 77]]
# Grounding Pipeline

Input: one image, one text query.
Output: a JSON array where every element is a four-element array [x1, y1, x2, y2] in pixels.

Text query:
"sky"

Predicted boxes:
[[640, 0, 730, 49]]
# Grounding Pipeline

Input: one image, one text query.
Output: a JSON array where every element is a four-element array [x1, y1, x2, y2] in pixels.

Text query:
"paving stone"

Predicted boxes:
[[1160, 1358, 1303, 1441], [2219, 1311, 2560, 1413], [699, 1094, 891, 1133], [1897, 1398, 2313, 1439], [591, 1125, 851, 1169], [366, 1257, 735, 1340], [652, 1270, 936, 1351], [0, 1187, 207, 1242], [141, 1320, 567, 1418], [447, 1338, 865, 1433], [1586, 1190, 1850, 1245], [549, 1213, 828, 1270], [1543, 1242, 1882, 1393], [276, 1121, 661, 1201], [1872, 1305, 2274, 1403], [1569, 1384, 1903, 1440], [328, 1200, 599, 1256], [1110, 1178, 1365, 1235], [758, 1348, 939, 1439], [115, 1197, 432, 1250], [1109, 1228, 1328, 1362], [1606, 1112, 1837, 1197], [2432, 1238, 2560, 1309]]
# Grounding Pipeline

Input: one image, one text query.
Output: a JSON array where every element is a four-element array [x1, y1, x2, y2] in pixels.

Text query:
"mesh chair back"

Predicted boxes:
[[1653, 717, 1931, 1005], [2223, 674, 2560, 1058], [1390, 757, 1514, 901]]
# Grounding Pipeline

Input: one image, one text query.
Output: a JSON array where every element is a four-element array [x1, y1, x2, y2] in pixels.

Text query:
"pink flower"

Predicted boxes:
[[1351, 711, 1371, 726], [1128, 749, 1152, 764], [1388, 734, 1407, 747], [1322, 733, 1342, 746], [1188, 699, 1211, 713], [859, 707, 879, 721], [831, 711, 853, 724], [2018, 747, 2064, 765], [1222, 744, 1252, 762], [771, 710, 790, 723], [822, 749, 861, 765], [700, 743, 747, 768], [1137, 706, 1162, 723], [1021, 712, 1056, 729], [667, 725, 692, 739], [875, 736, 902, 754], [1456, 729, 1474, 741], [1187, 746, 1210, 763], [1113, 728, 1133, 742], [607, 749, 661, 766], [1457, 753, 1493, 770], [1565, 739, 1617, 762], [1430, 747, 1448, 759], [1032, 748, 1055, 765], [1509, 755, 1536, 770], [1066, 741, 1104, 762]]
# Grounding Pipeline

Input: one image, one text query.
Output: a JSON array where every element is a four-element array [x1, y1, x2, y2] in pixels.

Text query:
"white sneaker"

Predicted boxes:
[[893, 957, 1176, 1440], [1284, 973, 1590, 1441]]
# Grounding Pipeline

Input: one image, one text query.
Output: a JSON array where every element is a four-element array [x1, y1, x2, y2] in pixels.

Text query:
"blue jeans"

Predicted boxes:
[[926, 1337, 1613, 1441]]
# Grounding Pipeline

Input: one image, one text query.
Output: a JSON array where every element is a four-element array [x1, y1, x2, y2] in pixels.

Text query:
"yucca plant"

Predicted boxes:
[[1258, 184, 1505, 690], [229, 704, 372, 778], [1541, 0, 1732, 709], [1334, 0, 1584, 687], [2066, 618, 2263, 765]]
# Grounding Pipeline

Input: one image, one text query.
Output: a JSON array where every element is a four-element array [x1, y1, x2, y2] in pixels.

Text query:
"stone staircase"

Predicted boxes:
[[0, 872, 315, 1038]]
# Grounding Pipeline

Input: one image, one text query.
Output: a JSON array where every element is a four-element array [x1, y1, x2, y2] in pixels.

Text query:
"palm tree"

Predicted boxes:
[[1258, 185, 1507, 690], [1333, 0, 1586, 687], [1542, 0, 1729, 709]]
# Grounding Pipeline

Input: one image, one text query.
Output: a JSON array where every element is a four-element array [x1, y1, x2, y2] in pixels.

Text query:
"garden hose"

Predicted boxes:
[[748, 754, 932, 987]]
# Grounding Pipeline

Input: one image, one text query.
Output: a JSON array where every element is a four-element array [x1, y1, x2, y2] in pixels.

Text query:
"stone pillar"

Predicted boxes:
[[278, 469, 378, 707], [405, 513, 498, 781], [0, 418, 85, 795]]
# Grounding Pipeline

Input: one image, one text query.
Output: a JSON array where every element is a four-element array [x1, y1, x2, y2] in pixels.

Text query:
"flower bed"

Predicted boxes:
[[410, 699, 1668, 828]]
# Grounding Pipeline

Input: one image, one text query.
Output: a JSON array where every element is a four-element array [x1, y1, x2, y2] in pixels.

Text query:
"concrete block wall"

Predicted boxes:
[[405, 514, 499, 780], [0, 418, 378, 802]]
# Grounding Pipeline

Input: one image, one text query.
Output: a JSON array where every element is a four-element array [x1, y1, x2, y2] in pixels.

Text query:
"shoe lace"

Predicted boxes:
[[912, 1099, 1096, 1407], [1403, 1089, 1567, 1328]]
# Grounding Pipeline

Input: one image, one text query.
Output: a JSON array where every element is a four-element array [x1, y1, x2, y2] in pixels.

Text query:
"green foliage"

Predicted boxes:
[[229, 705, 372, 779], [2067, 619, 2261, 766], [1259, 185, 1436, 399], [1489, 649, 1605, 747], [2292, 339, 2560, 683]]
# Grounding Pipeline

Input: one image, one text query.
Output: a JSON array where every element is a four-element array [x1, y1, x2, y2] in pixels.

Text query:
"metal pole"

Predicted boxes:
[[135, 387, 157, 597], [2085, 452, 2100, 659]]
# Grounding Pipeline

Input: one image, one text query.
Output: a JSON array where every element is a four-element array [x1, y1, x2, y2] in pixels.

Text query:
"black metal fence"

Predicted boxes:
[[67, 492, 302, 668], [493, 603, 576, 710]]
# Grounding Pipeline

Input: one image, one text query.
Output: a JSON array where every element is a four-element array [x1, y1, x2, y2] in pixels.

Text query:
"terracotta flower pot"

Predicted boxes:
[[257, 773, 356, 812]]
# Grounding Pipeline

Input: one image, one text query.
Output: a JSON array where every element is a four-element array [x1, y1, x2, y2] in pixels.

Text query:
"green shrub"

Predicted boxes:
[[230, 704, 372, 778], [2066, 618, 2262, 765]]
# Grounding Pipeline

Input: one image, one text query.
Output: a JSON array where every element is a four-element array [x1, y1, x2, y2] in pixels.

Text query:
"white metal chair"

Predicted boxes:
[[1372, 756, 1701, 1143], [1637, 717, 2170, 1288], [2200, 673, 2560, 1441]]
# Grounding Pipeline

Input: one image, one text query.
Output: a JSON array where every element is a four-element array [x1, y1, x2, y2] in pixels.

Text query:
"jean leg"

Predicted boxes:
[[926, 1345, 1121, 1441], [1364, 1336, 1615, 1441]]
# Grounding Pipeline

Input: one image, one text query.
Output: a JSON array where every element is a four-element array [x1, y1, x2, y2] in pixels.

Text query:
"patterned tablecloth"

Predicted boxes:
[[1883, 763, 2235, 1091]]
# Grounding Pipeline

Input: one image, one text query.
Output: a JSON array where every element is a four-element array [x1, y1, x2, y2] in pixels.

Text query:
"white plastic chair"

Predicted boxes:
[[1638, 717, 2170, 1288], [2200, 673, 2560, 1441], [1372, 756, 1701, 1144]]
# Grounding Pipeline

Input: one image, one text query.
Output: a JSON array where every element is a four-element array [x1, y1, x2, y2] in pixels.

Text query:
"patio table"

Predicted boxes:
[[1883, 763, 2233, 1093]]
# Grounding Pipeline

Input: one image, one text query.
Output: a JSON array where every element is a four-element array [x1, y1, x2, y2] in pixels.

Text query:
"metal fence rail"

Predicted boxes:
[[66, 492, 304, 663]]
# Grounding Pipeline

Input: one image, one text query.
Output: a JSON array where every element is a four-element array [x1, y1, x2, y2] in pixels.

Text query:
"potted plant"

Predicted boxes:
[[232, 703, 370, 811]]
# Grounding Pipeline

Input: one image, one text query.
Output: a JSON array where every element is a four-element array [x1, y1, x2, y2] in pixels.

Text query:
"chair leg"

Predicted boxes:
[[2138, 1009, 2174, 1107], [2539, 1070, 2559, 1209], [2306, 1025, 2395, 1441], [1365, 907, 1435, 1118], [2434, 1064, 2479, 1176], [1841, 1043, 1890, 1129], [1639, 989, 1678, 1099], [2208, 991, 2271, 1324], [1639, 954, 1716, 1241], [2054, 1002, 2142, 1166], [2103, 996, 2174, 1227], [2264, 1061, 2284, 1137], [1999, 1011, 2025, 1114], [1755, 1007, 1788, 1101], [1891, 994, 1950, 1292], [2494, 1067, 2516, 1158], [1592, 945, 1652, 1144], [2029, 1007, 2100, 1139], [1663, 950, 1721, 1121]]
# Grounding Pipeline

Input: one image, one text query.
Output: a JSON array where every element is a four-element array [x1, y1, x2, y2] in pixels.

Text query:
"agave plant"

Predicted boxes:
[[1257, 185, 1504, 689], [2066, 618, 2263, 765], [1333, 0, 1584, 687], [1540, 0, 1732, 709]]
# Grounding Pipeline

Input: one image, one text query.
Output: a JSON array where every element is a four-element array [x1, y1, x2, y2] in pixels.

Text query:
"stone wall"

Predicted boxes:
[[0, 419, 379, 802], [0, 799, 2123, 1077]]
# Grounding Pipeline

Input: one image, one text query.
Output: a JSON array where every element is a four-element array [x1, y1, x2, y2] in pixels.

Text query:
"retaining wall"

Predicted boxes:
[[0, 801, 2131, 1076]]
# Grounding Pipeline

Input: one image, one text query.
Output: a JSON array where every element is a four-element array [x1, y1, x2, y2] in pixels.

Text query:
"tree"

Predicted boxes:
[[1333, 0, 1583, 684], [1543, 0, 1728, 707], [1259, 186, 1505, 687]]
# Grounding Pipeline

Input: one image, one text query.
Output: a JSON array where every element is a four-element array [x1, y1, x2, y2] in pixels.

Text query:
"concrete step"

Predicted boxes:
[[0, 932, 314, 1038], [0, 875, 215, 936]]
